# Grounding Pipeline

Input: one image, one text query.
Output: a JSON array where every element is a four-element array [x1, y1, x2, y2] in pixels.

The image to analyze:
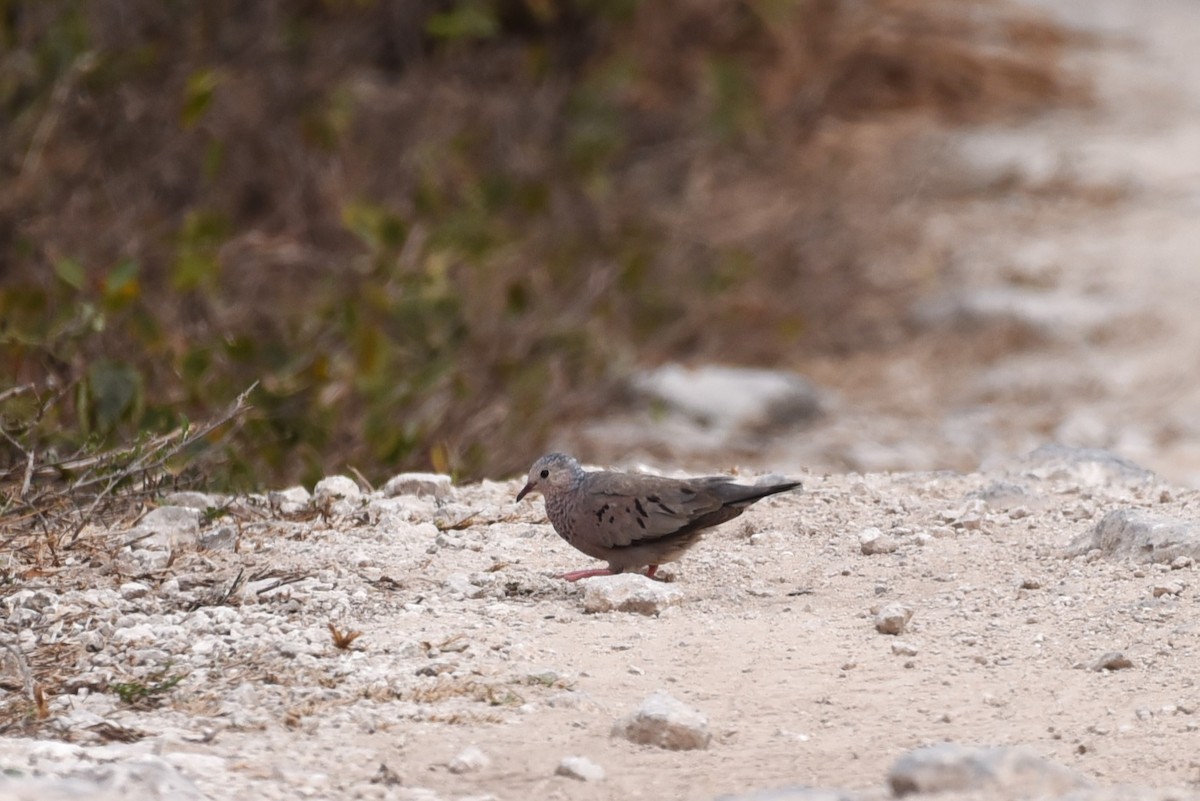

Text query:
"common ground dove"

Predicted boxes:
[[515, 453, 802, 581]]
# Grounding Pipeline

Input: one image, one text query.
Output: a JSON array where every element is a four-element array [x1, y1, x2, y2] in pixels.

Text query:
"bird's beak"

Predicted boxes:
[[516, 482, 534, 503]]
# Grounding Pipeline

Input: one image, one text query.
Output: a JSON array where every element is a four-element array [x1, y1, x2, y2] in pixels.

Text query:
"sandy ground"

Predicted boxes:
[[5, 1, 1200, 800], [3, 448, 1200, 801]]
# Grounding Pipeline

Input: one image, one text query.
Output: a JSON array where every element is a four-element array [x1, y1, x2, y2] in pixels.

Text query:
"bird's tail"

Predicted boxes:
[[724, 480, 802, 507]]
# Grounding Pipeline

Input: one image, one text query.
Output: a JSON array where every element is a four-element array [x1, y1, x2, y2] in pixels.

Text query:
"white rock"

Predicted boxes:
[[556, 756, 605, 782], [119, 582, 150, 600], [448, 745, 490, 774], [631, 363, 822, 432], [875, 602, 913, 635], [859, 527, 898, 555], [126, 506, 201, 550], [891, 641, 919, 657], [313, 475, 362, 503], [612, 690, 711, 750], [888, 743, 1089, 796], [582, 574, 683, 616], [269, 486, 311, 513], [1070, 509, 1200, 564], [384, 472, 453, 499], [161, 491, 222, 510], [1153, 580, 1184, 597], [198, 525, 237, 551]]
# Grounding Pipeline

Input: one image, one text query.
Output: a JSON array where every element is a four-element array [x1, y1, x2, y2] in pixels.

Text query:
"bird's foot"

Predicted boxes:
[[642, 565, 672, 582], [561, 567, 616, 582]]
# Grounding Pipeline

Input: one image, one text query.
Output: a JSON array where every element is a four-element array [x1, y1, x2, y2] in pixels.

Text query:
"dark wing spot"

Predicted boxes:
[[680, 487, 697, 497], [655, 502, 676, 515], [634, 499, 648, 518], [608, 516, 615, 524], [636, 518, 646, 529], [647, 494, 660, 503], [594, 503, 610, 523]]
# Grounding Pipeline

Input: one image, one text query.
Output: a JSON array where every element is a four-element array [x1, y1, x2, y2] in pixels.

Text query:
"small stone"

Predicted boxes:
[[875, 602, 913, 635], [1171, 555, 1194, 570], [888, 743, 1088, 797], [1019, 576, 1043, 590], [314, 475, 362, 503], [119, 581, 150, 600], [162, 491, 222, 510], [269, 486, 311, 514], [612, 690, 711, 750], [444, 573, 488, 599], [891, 641, 919, 657], [198, 525, 237, 551], [583, 574, 683, 616], [384, 472, 453, 499], [859, 528, 898, 555], [1153, 581, 1183, 598], [1093, 651, 1134, 671], [556, 756, 605, 782], [127, 506, 202, 550], [1070, 509, 1200, 564], [448, 745, 490, 774]]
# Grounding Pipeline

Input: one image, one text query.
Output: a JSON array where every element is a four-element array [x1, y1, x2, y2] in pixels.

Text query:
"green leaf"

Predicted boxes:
[[182, 69, 222, 128], [103, 259, 140, 304], [54, 258, 86, 290], [425, 3, 499, 42]]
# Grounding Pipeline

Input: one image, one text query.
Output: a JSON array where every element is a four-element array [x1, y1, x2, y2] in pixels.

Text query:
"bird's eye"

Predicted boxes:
[[539, 469, 549, 479]]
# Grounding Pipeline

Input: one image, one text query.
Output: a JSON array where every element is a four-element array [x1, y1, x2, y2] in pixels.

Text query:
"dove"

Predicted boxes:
[[515, 453, 802, 581]]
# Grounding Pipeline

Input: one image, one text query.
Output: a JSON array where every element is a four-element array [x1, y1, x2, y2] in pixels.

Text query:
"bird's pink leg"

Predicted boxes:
[[644, 565, 658, 579], [561, 567, 616, 582]]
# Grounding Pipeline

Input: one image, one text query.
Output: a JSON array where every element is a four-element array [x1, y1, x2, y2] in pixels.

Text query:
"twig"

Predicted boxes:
[[61, 382, 258, 548], [0, 640, 35, 704], [20, 52, 96, 180], [0, 384, 34, 404]]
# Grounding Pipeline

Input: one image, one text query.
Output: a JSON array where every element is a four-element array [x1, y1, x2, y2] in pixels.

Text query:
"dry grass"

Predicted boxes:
[[0, 0, 1082, 486]]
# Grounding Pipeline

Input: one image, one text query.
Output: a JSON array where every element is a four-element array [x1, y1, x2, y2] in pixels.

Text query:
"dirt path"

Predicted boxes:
[[572, 0, 1200, 490], [799, 0, 1200, 485]]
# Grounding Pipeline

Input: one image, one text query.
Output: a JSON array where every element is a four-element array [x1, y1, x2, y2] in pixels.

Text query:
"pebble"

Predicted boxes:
[[891, 641, 919, 657], [612, 690, 711, 750], [314, 475, 362, 502], [1153, 580, 1183, 597], [888, 743, 1089, 797], [126, 506, 202, 550], [119, 582, 151, 600], [447, 745, 490, 774], [859, 528, 898, 555], [384, 472, 453, 499], [556, 756, 606, 782], [582, 574, 682, 616], [1071, 509, 1200, 564], [875, 602, 913, 635], [1093, 651, 1134, 671], [269, 485, 311, 513]]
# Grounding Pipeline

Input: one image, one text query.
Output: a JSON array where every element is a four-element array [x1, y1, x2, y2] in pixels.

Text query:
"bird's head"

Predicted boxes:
[[516, 452, 582, 503]]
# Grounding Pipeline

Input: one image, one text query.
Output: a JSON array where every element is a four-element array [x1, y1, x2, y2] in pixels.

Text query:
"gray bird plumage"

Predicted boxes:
[[515, 453, 802, 581]]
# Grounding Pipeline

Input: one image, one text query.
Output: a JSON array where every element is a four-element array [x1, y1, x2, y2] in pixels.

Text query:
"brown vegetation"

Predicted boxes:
[[0, 0, 1077, 493]]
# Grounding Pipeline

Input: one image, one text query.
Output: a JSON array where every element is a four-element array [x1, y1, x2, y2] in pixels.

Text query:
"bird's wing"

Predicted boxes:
[[579, 472, 735, 549]]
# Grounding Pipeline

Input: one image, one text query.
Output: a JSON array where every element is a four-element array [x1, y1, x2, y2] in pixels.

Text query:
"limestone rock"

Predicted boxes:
[[384, 472, 453, 499], [888, 743, 1089, 797], [613, 691, 711, 750], [556, 756, 605, 782], [875, 602, 913, 635], [1070, 509, 1200, 564], [583, 574, 683, 616]]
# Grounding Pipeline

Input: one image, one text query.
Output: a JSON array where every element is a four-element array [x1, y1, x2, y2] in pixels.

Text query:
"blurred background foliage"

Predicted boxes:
[[0, 0, 1073, 488]]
